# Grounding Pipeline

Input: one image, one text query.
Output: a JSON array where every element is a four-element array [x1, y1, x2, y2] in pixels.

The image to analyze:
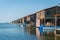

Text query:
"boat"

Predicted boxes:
[[38, 25, 60, 34]]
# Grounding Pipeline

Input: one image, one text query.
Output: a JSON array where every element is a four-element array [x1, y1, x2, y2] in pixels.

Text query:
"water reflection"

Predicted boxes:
[[35, 27, 60, 40], [18, 25, 60, 40], [26, 26, 36, 35], [36, 28, 41, 40], [0, 23, 37, 40], [36, 28, 60, 40]]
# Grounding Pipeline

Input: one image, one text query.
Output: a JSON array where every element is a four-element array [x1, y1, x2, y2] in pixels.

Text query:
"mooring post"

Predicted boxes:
[[54, 16, 57, 36]]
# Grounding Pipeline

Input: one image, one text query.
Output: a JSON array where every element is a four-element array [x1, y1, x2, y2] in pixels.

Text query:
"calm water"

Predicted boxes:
[[0, 23, 37, 40], [0, 23, 60, 40]]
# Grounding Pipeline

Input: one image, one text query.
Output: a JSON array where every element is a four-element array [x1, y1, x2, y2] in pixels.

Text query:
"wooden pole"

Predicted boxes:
[[54, 16, 57, 36]]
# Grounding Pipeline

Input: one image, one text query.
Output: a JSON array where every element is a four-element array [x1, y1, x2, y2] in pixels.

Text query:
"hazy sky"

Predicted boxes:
[[0, 0, 60, 23]]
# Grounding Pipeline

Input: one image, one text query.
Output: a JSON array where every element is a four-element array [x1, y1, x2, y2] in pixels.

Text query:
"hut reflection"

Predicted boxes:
[[36, 28, 41, 40], [26, 26, 36, 35]]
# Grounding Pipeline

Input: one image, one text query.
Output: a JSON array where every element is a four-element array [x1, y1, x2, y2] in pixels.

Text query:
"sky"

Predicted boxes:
[[0, 0, 60, 23]]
